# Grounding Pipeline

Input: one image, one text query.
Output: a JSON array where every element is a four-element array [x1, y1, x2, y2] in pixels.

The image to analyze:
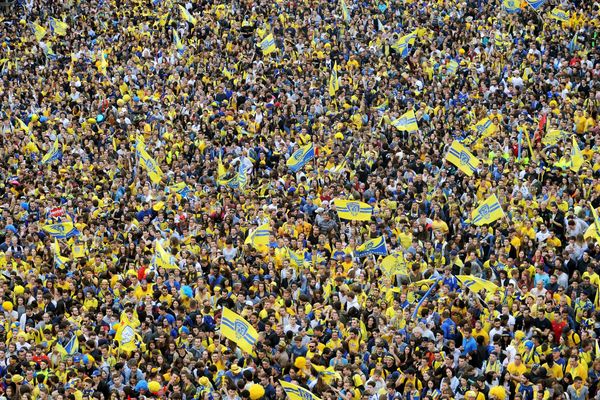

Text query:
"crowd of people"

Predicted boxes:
[[0, 0, 598, 399]]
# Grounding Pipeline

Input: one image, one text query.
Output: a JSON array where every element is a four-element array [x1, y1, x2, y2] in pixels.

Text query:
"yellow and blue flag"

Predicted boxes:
[[168, 182, 191, 198], [503, 0, 520, 13], [571, 136, 584, 172], [154, 240, 178, 269], [221, 308, 258, 354], [32, 23, 47, 41], [584, 206, 600, 242], [42, 42, 58, 60], [237, 163, 250, 192], [333, 199, 373, 221], [465, 117, 498, 144], [445, 140, 480, 177], [542, 129, 570, 146], [380, 252, 407, 276], [329, 62, 339, 97], [115, 321, 141, 354], [280, 381, 322, 400], [471, 194, 504, 226], [456, 275, 499, 293], [391, 30, 417, 57], [390, 110, 418, 133], [96, 50, 108, 75], [53, 239, 69, 269], [178, 5, 197, 25], [173, 30, 185, 54], [135, 138, 163, 184], [244, 223, 271, 249], [259, 34, 277, 55], [286, 143, 314, 172], [41, 138, 62, 164], [549, 8, 569, 22], [355, 236, 388, 258], [55, 334, 79, 358], [373, 99, 389, 113], [49, 17, 68, 36], [340, 0, 351, 23], [446, 60, 458, 75], [286, 247, 305, 268], [525, 0, 547, 10], [43, 222, 81, 239]]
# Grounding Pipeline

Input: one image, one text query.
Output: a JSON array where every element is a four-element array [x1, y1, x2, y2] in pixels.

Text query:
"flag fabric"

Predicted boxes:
[[178, 5, 197, 25], [503, 0, 520, 13], [584, 206, 600, 242], [373, 99, 389, 113], [53, 239, 69, 269], [525, 0, 547, 10], [571, 136, 584, 172], [221, 308, 259, 354], [41, 138, 62, 164], [280, 380, 322, 400], [42, 43, 58, 60], [542, 129, 570, 145], [286, 247, 305, 268], [237, 163, 250, 192], [115, 321, 141, 354], [32, 23, 47, 41], [446, 59, 459, 75], [549, 8, 569, 22], [173, 30, 185, 54], [333, 199, 373, 221], [135, 139, 163, 184], [64, 335, 79, 355], [391, 30, 417, 57], [445, 140, 480, 176], [568, 33, 578, 53], [464, 118, 498, 145], [390, 109, 419, 133], [286, 143, 315, 172], [456, 275, 499, 293], [168, 182, 191, 198], [355, 236, 388, 258], [340, 0, 351, 22], [154, 240, 178, 269], [471, 194, 505, 226], [380, 252, 407, 276], [259, 34, 277, 55], [96, 50, 108, 75], [244, 223, 271, 248], [42, 222, 81, 239], [49, 17, 68, 35], [328, 62, 339, 97], [412, 278, 440, 318]]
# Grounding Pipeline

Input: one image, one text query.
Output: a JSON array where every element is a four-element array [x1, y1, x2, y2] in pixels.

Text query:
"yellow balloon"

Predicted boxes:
[[87, 117, 96, 124], [123, 94, 131, 102], [14, 285, 24, 295], [31, 114, 39, 123], [117, 99, 125, 107], [148, 381, 161, 393], [152, 201, 164, 211], [2, 301, 13, 312], [249, 384, 265, 400]]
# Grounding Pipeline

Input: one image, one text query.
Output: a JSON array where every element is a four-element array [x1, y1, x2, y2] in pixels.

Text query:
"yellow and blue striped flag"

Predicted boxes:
[[471, 194, 504, 226], [549, 8, 569, 22], [135, 138, 163, 184], [280, 381, 322, 400], [286, 247, 305, 268], [168, 182, 191, 198], [571, 136, 583, 172], [42, 42, 58, 60], [340, 0, 351, 23], [391, 30, 417, 57], [178, 5, 197, 25], [154, 240, 178, 269], [465, 117, 498, 144], [259, 34, 277, 55], [446, 59, 458, 75], [542, 129, 570, 146], [55, 335, 79, 358], [286, 143, 314, 172], [237, 163, 250, 192], [525, 0, 547, 10], [445, 140, 480, 177], [43, 222, 81, 239], [41, 138, 62, 164], [457, 275, 499, 293], [373, 99, 389, 113], [244, 223, 271, 249], [32, 23, 47, 41], [503, 0, 520, 13], [221, 308, 258, 354], [49, 17, 68, 36], [53, 239, 69, 269], [173, 30, 185, 54], [333, 199, 373, 221], [390, 109, 418, 133], [355, 236, 388, 258], [328, 62, 339, 97]]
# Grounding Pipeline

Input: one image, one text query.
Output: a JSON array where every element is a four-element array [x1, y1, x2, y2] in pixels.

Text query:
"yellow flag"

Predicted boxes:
[[445, 140, 480, 176], [457, 275, 499, 293], [32, 23, 47, 41], [135, 138, 163, 184], [221, 308, 258, 354], [154, 240, 177, 269], [259, 34, 277, 55], [280, 381, 322, 400], [390, 109, 419, 133], [471, 194, 504, 226], [333, 199, 373, 221], [571, 136, 583, 172], [115, 321, 141, 354], [328, 62, 339, 97], [244, 223, 271, 249], [380, 252, 407, 276], [464, 118, 498, 145], [178, 5, 197, 25]]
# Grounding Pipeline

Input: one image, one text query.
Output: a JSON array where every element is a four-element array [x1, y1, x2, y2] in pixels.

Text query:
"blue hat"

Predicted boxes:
[[264, 275, 272, 280], [135, 380, 149, 392], [91, 370, 101, 377]]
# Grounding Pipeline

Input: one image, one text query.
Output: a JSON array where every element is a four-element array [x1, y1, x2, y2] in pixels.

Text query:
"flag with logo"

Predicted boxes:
[[280, 381, 322, 400], [471, 194, 504, 226], [221, 308, 258, 354], [549, 8, 569, 22], [445, 140, 480, 177], [259, 34, 277, 55], [355, 236, 388, 258], [286, 143, 314, 172], [168, 182, 191, 198], [380, 252, 407, 276], [571, 136, 584, 172], [333, 199, 373, 221], [115, 321, 141, 354], [503, 0, 520, 13], [49, 17, 68, 36], [456, 275, 499, 293], [244, 223, 271, 249], [340, 0, 351, 22], [390, 109, 418, 133], [464, 118, 498, 145], [32, 23, 47, 41], [391, 30, 417, 57], [43, 222, 81, 239], [41, 138, 63, 164], [135, 138, 163, 184], [542, 129, 570, 146]]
